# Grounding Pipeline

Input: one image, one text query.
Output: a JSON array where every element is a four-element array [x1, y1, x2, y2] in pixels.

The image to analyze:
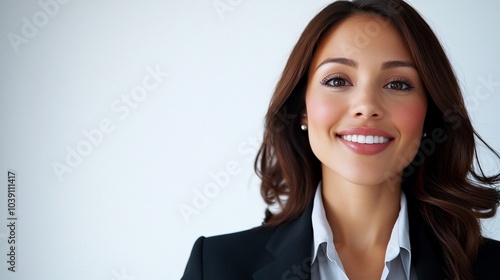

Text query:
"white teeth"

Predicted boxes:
[[341, 134, 389, 144]]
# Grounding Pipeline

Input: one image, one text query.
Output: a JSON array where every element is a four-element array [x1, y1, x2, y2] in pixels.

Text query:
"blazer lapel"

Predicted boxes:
[[253, 202, 314, 280], [252, 191, 449, 280]]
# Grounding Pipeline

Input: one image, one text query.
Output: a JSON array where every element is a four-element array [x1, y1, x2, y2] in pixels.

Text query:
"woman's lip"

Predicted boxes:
[[337, 127, 393, 138], [337, 127, 394, 155], [338, 136, 392, 155]]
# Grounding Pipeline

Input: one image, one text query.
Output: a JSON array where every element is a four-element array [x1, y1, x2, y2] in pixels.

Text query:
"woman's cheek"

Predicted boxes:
[[395, 101, 427, 134], [306, 94, 342, 129]]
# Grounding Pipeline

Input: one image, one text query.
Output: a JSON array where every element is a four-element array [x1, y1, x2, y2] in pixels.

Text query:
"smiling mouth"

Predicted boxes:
[[338, 134, 391, 144]]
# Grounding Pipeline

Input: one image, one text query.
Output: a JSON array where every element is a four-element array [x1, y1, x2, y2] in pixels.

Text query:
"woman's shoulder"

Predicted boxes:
[[483, 237, 500, 246], [473, 237, 500, 277], [197, 224, 278, 251], [478, 237, 500, 258], [182, 208, 314, 279], [182, 225, 282, 279]]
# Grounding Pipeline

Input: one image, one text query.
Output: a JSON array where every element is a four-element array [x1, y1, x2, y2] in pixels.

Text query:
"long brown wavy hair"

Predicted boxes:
[[255, 0, 500, 279]]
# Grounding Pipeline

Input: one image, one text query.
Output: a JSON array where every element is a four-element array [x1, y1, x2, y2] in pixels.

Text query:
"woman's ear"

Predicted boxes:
[[300, 112, 308, 131]]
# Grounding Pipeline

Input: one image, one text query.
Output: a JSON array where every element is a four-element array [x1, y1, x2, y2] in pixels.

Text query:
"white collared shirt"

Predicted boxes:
[[310, 183, 417, 279]]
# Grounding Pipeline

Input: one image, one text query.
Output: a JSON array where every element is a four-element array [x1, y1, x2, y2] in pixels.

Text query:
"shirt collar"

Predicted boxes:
[[385, 190, 412, 277], [310, 182, 412, 277], [311, 182, 335, 263]]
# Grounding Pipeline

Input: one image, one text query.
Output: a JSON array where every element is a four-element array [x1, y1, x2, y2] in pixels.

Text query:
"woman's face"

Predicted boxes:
[[304, 13, 427, 186]]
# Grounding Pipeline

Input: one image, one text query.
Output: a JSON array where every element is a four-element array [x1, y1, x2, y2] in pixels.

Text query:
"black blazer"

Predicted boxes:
[[181, 197, 500, 280]]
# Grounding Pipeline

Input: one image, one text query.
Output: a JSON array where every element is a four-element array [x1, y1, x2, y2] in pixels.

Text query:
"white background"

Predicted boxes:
[[0, 0, 499, 279]]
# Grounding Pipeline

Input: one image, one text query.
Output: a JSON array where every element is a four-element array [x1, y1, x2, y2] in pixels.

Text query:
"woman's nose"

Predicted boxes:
[[350, 88, 384, 120]]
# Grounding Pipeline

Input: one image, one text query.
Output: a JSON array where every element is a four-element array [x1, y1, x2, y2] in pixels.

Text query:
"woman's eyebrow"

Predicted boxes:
[[382, 60, 416, 70], [315, 58, 416, 71], [315, 57, 358, 71]]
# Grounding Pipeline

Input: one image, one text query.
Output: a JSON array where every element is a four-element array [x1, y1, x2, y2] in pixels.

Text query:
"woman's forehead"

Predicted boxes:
[[309, 14, 413, 74]]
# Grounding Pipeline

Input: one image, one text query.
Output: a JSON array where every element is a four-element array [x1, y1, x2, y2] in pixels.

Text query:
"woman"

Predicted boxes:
[[182, 0, 500, 279]]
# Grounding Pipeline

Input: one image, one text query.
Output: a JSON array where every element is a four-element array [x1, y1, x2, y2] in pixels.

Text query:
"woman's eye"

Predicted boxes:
[[385, 81, 413, 91], [322, 77, 352, 88]]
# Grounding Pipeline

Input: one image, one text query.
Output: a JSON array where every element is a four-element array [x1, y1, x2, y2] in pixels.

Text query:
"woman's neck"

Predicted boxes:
[[321, 173, 401, 252]]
